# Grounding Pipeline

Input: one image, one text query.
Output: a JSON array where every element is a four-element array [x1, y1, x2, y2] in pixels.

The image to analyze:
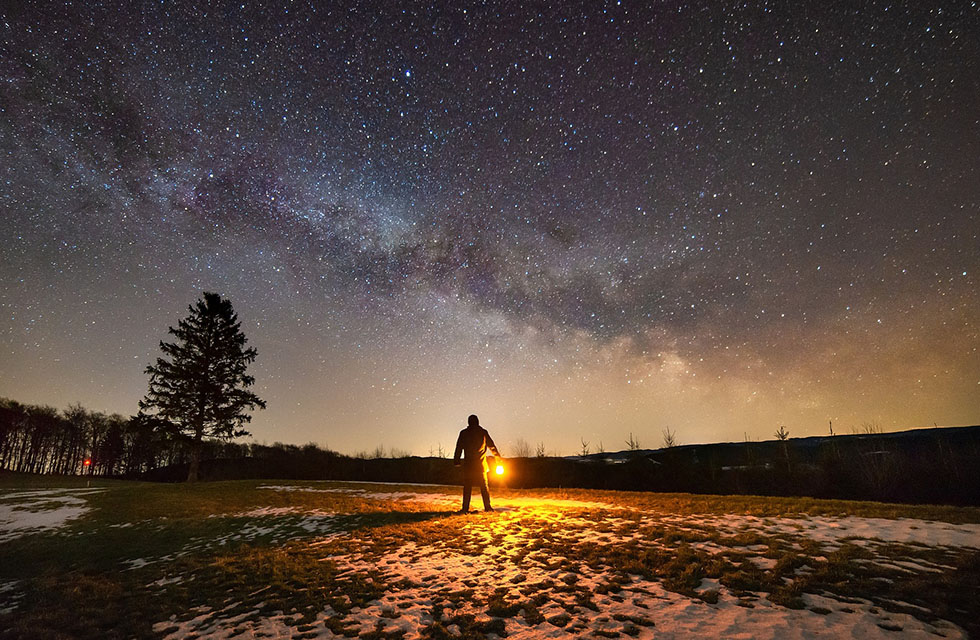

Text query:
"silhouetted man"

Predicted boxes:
[[453, 414, 501, 513]]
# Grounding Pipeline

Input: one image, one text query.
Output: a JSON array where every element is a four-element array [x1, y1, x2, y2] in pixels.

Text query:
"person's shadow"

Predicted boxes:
[[350, 510, 461, 527]]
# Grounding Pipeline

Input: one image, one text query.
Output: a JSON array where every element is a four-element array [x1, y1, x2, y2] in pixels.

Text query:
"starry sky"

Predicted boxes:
[[2, 1, 978, 456]]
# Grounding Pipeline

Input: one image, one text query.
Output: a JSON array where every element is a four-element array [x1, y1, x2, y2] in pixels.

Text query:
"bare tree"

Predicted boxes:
[[512, 437, 532, 458], [580, 437, 591, 456], [625, 432, 641, 451], [775, 425, 791, 471], [662, 427, 677, 448], [535, 442, 546, 457], [596, 440, 605, 454], [862, 422, 882, 435]]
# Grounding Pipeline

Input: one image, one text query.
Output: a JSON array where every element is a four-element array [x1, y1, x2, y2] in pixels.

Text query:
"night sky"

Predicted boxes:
[[2, 1, 978, 456]]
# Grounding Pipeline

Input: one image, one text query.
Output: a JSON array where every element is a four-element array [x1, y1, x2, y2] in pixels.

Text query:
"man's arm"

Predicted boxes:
[[453, 431, 463, 465], [485, 430, 501, 458]]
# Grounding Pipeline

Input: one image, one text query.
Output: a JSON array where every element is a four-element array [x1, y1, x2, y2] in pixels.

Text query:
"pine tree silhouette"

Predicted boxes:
[[140, 292, 265, 481]]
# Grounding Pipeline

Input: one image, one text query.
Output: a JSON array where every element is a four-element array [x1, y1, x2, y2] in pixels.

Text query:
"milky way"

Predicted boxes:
[[2, 1, 978, 455]]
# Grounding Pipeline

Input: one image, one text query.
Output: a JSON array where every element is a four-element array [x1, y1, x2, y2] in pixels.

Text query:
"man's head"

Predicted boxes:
[[467, 414, 480, 427]]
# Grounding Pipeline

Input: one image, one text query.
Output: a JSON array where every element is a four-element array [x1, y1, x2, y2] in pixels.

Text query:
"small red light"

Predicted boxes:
[[83, 458, 92, 467]]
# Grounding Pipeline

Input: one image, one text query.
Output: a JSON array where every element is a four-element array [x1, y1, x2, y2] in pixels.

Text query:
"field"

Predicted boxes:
[[1, 476, 979, 639]]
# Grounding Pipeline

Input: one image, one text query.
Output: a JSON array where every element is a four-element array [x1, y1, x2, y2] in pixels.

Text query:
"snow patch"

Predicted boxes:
[[0, 488, 103, 542]]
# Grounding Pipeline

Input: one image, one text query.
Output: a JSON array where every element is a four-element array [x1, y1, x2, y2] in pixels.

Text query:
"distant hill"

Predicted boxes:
[[569, 425, 978, 464], [545, 425, 980, 505]]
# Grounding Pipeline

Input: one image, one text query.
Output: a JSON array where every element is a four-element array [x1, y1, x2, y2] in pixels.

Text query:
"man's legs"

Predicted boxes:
[[479, 471, 492, 511], [461, 483, 472, 512]]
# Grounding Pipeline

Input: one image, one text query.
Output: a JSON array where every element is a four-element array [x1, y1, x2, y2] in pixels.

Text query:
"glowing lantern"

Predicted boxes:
[[83, 458, 92, 468], [495, 464, 504, 475]]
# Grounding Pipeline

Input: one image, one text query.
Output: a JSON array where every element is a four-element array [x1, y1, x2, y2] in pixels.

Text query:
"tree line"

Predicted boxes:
[[0, 398, 229, 476]]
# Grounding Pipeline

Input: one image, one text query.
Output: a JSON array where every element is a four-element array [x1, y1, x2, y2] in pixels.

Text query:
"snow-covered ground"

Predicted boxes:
[[258, 483, 462, 508], [320, 542, 962, 640], [0, 487, 103, 543], [155, 484, 979, 639], [2, 482, 976, 638], [633, 511, 980, 552]]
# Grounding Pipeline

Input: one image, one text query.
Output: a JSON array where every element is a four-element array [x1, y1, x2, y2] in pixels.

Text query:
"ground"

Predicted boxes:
[[1, 475, 978, 639]]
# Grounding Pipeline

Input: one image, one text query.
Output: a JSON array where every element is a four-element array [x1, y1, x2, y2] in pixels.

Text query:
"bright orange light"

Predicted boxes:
[[495, 464, 504, 475], [83, 458, 92, 467]]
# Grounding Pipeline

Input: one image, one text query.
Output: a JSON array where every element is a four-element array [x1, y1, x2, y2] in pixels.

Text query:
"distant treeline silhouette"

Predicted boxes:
[[0, 398, 250, 477], [0, 397, 354, 479]]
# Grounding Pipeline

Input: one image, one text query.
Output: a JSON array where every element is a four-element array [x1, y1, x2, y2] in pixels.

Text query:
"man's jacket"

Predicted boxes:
[[453, 425, 500, 473]]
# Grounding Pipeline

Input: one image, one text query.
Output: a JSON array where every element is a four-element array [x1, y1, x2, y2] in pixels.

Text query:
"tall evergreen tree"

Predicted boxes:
[[140, 292, 265, 481]]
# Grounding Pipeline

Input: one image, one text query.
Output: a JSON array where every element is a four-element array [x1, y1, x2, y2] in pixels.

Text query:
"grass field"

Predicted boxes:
[[1, 475, 979, 639]]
